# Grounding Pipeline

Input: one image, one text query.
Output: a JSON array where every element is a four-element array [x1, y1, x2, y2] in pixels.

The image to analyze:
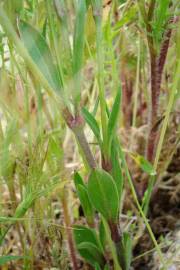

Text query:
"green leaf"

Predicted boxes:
[[101, 216, 121, 270], [107, 86, 121, 153], [104, 265, 110, 270], [99, 220, 106, 250], [153, 0, 171, 43], [76, 184, 94, 225], [74, 171, 85, 187], [77, 242, 105, 267], [73, 225, 104, 266], [0, 256, 25, 266], [19, 21, 62, 94], [73, 225, 102, 250], [95, 262, 101, 270], [111, 140, 123, 198], [72, 0, 87, 104], [129, 153, 156, 176], [113, 5, 137, 32], [0, 120, 18, 178], [82, 107, 102, 145], [119, 232, 132, 270], [87, 169, 119, 222]]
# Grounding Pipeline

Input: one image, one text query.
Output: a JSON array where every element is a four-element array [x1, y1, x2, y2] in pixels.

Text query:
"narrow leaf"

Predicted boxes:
[[19, 21, 62, 94], [73, 0, 87, 104], [107, 86, 121, 151], [111, 140, 123, 198], [119, 232, 132, 270], [82, 107, 102, 144], [95, 262, 101, 270], [153, 0, 171, 42], [74, 171, 85, 187]]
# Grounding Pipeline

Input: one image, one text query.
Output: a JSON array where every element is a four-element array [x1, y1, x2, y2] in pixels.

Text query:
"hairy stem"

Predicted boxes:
[[146, 17, 175, 162], [63, 108, 97, 170]]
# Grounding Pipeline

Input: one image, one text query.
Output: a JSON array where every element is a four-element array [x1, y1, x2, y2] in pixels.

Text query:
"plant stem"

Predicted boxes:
[[61, 189, 78, 270], [143, 55, 180, 215], [73, 127, 97, 170], [93, 2, 108, 157], [118, 144, 167, 269], [146, 17, 175, 163], [63, 108, 97, 170], [132, 34, 141, 127], [102, 217, 122, 270], [108, 222, 121, 244]]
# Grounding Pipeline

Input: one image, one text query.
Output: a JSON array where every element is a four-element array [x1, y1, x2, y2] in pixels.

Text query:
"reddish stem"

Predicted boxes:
[[63, 107, 96, 169], [146, 17, 175, 163], [62, 191, 79, 270]]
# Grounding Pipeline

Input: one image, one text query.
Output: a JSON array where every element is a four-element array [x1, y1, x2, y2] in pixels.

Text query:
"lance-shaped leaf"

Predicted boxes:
[[82, 107, 102, 145], [72, 0, 87, 104], [111, 140, 123, 198], [74, 171, 85, 187], [19, 21, 62, 94], [107, 86, 121, 153], [87, 169, 119, 222]]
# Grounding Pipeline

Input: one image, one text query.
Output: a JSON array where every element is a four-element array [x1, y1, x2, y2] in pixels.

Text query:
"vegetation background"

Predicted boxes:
[[0, 0, 179, 269]]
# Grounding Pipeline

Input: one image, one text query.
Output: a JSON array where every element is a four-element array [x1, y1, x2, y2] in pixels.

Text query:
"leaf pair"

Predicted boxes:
[[73, 225, 105, 268], [83, 86, 121, 156]]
